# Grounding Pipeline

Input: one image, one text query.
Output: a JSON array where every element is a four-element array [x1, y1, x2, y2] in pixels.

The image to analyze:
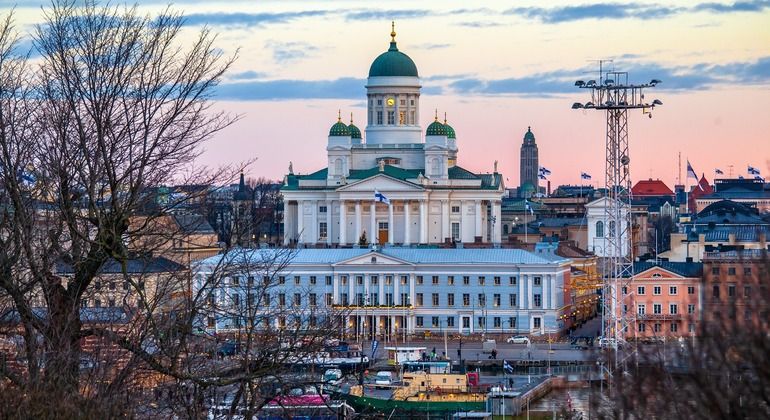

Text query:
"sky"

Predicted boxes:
[[5, 0, 770, 188]]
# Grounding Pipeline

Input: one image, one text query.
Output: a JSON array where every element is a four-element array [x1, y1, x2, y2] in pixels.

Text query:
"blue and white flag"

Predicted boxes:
[[714, 168, 724, 175], [755, 175, 765, 182], [538, 173, 547, 180], [374, 190, 390, 205], [524, 199, 534, 215], [581, 172, 592, 180], [686, 160, 698, 180], [503, 360, 514, 374], [748, 165, 761, 175], [539, 166, 551, 176]]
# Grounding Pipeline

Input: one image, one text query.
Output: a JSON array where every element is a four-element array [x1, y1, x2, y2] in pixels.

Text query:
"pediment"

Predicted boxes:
[[333, 251, 414, 266], [337, 174, 424, 192]]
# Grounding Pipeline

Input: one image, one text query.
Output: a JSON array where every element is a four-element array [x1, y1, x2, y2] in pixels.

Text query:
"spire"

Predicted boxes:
[[434, 109, 438, 121], [337, 109, 342, 122], [350, 112, 354, 124], [444, 112, 447, 124], [391, 21, 396, 42]]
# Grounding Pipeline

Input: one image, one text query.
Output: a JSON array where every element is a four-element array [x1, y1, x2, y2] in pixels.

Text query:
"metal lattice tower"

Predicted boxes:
[[573, 64, 662, 377]]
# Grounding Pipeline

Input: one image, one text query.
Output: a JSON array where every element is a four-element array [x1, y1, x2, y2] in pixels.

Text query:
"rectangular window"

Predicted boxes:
[[669, 286, 678, 295], [432, 293, 439, 306], [432, 316, 439, 328], [452, 223, 460, 240], [509, 317, 517, 329], [744, 285, 751, 298], [341, 275, 347, 285], [478, 276, 485, 285], [326, 276, 332, 286], [494, 317, 501, 328], [463, 293, 470, 306], [357, 276, 363, 285], [688, 304, 696, 314], [448, 276, 455, 285], [728, 267, 736, 275], [279, 293, 286, 307], [341, 293, 348, 305], [400, 293, 408, 305], [494, 276, 501, 285], [385, 275, 392, 285], [711, 267, 720, 275], [533, 294, 542, 308], [509, 276, 517, 285], [400, 99, 406, 106], [400, 275, 408, 285], [293, 293, 301, 306], [712, 285, 720, 298], [447, 316, 455, 327], [533, 317, 541, 329], [417, 276, 424, 285], [319, 205, 327, 213], [478, 294, 486, 307], [478, 317, 486, 328], [310, 276, 317, 285], [622, 286, 628, 295], [387, 111, 395, 125], [493, 294, 501, 307], [670, 304, 678, 315], [447, 293, 454, 306], [376, 111, 383, 124], [637, 286, 646, 295], [653, 323, 661, 332], [385, 293, 393, 306], [728, 284, 736, 298], [309, 293, 317, 307], [356, 293, 364, 306], [207, 317, 216, 328], [462, 317, 470, 328], [463, 276, 470, 285], [319, 222, 327, 239], [653, 286, 661, 295], [534, 276, 542, 286], [638, 323, 646, 332], [743, 267, 752, 276], [670, 322, 678, 333], [416, 293, 423, 306], [294, 276, 301, 285], [432, 276, 439, 285], [653, 303, 662, 314], [451, 205, 460, 213], [416, 316, 424, 327], [326, 293, 333, 306], [370, 293, 379, 306], [509, 294, 517, 307], [638, 304, 646, 315], [371, 275, 378, 285], [377, 98, 382, 105], [689, 323, 695, 333], [688, 286, 695, 295]]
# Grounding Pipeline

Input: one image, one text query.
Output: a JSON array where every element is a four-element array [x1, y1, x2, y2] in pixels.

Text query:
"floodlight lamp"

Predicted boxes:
[[585, 102, 594, 108], [587, 80, 596, 86], [604, 79, 614, 85], [572, 102, 584, 109], [575, 80, 585, 87], [605, 101, 615, 106], [650, 79, 661, 85], [652, 99, 663, 105]]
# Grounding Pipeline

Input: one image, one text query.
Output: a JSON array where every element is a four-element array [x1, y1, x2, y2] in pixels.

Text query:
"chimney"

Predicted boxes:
[[547, 180, 551, 196]]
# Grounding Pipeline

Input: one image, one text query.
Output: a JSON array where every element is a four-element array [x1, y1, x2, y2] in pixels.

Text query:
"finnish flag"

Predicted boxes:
[[748, 165, 761, 175], [524, 199, 534, 215], [581, 172, 592, 180], [374, 190, 390, 205], [715, 168, 724, 175], [503, 360, 514, 374], [539, 166, 551, 176]]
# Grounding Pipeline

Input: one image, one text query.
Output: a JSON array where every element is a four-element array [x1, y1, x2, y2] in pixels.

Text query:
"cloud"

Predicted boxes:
[[455, 21, 503, 28], [215, 77, 364, 101], [505, 3, 684, 23], [264, 40, 318, 64], [181, 10, 328, 27], [694, 0, 770, 13], [344, 9, 431, 21], [447, 56, 770, 96], [415, 43, 452, 50]]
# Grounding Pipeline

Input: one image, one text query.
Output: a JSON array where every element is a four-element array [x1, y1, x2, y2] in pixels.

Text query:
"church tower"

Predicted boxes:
[[519, 126, 538, 198]]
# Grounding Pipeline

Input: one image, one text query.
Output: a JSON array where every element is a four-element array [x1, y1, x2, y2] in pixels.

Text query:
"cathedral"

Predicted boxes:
[[282, 25, 505, 246]]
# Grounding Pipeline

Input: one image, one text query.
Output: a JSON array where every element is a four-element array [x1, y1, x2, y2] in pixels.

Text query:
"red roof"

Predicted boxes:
[[632, 179, 674, 197]]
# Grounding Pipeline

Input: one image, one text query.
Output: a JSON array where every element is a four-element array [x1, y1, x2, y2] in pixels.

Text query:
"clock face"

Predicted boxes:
[[386, 98, 395, 107]]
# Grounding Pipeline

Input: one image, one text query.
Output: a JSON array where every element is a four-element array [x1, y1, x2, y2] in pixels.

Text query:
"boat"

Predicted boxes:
[[336, 371, 487, 414]]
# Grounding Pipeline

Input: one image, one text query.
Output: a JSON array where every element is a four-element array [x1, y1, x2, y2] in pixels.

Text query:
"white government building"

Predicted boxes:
[[282, 25, 505, 247]]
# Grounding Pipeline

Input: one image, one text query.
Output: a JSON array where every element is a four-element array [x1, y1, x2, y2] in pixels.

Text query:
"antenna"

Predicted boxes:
[[572, 64, 662, 386]]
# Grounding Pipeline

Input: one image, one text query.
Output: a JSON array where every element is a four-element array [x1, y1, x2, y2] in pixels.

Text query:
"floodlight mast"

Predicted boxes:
[[573, 67, 662, 383]]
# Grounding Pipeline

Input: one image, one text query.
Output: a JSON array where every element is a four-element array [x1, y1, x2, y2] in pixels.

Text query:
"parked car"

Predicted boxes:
[[482, 339, 497, 353], [374, 371, 393, 388], [598, 337, 622, 349], [506, 336, 531, 345]]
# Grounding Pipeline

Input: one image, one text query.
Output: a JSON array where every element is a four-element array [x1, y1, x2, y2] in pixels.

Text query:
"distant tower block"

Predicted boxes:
[[519, 127, 538, 198]]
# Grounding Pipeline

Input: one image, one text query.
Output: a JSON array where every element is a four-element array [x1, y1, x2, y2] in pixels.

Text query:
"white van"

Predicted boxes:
[[375, 371, 393, 388]]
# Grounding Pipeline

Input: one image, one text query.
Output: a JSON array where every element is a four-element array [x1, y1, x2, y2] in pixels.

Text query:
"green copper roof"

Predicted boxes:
[[329, 121, 350, 137], [444, 123, 456, 139], [348, 123, 362, 139], [426, 120, 446, 136], [368, 41, 418, 78], [523, 126, 535, 142]]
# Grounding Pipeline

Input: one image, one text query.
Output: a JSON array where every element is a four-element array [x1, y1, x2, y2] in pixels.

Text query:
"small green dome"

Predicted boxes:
[[444, 123, 456, 139], [523, 126, 535, 142], [348, 123, 361, 139], [426, 119, 446, 136], [329, 120, 350, 137]]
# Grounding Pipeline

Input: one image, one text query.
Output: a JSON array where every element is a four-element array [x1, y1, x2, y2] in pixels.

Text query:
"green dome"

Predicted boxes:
[[444, 123, 456, 139], [348, 123, 361, 139], [369, 41, 418, 78], [329, 120, 350, 137], [523, 126, 535, 142], [426, 119, 446, 136]]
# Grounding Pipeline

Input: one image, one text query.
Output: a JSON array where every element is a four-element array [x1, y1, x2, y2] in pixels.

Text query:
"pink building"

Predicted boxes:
[[620, 262, 703, 340]]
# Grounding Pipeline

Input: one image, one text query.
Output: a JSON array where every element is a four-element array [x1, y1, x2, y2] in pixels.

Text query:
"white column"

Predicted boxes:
[[339, 200, 347, 245], [393, 274, 399, 304], [404, 200, 411, 245], [296, 200, 305, 243], [333, 273, 340, 304], [409, 273, 416, 307], [518, 273, 523, 309], [543, 275, 549, 309], [419, 200, 428, 244], [355, 201, 362, 243], [550, 275, 557, 311], [310, 200, 318, 244], [527, 275, 534, 309], [326, 200, 333, 246], [474, 200, 482, 240], [441, 199, 449, 243], [283, 202, 293, 245], [370, 201, 377, 245], [493, 200, 502, 243], [388, 203, 394, 245]]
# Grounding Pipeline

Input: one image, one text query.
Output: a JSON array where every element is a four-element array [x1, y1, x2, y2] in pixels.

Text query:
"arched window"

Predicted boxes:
[[503, 225, 509, 235], [610, 221, 616, 237], [596, 221, 604, 237]]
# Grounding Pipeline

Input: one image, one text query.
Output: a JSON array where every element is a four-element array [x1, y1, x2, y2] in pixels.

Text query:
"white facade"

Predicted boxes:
[[586, 197, 630, 257], [281, 31, 503, 246]]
